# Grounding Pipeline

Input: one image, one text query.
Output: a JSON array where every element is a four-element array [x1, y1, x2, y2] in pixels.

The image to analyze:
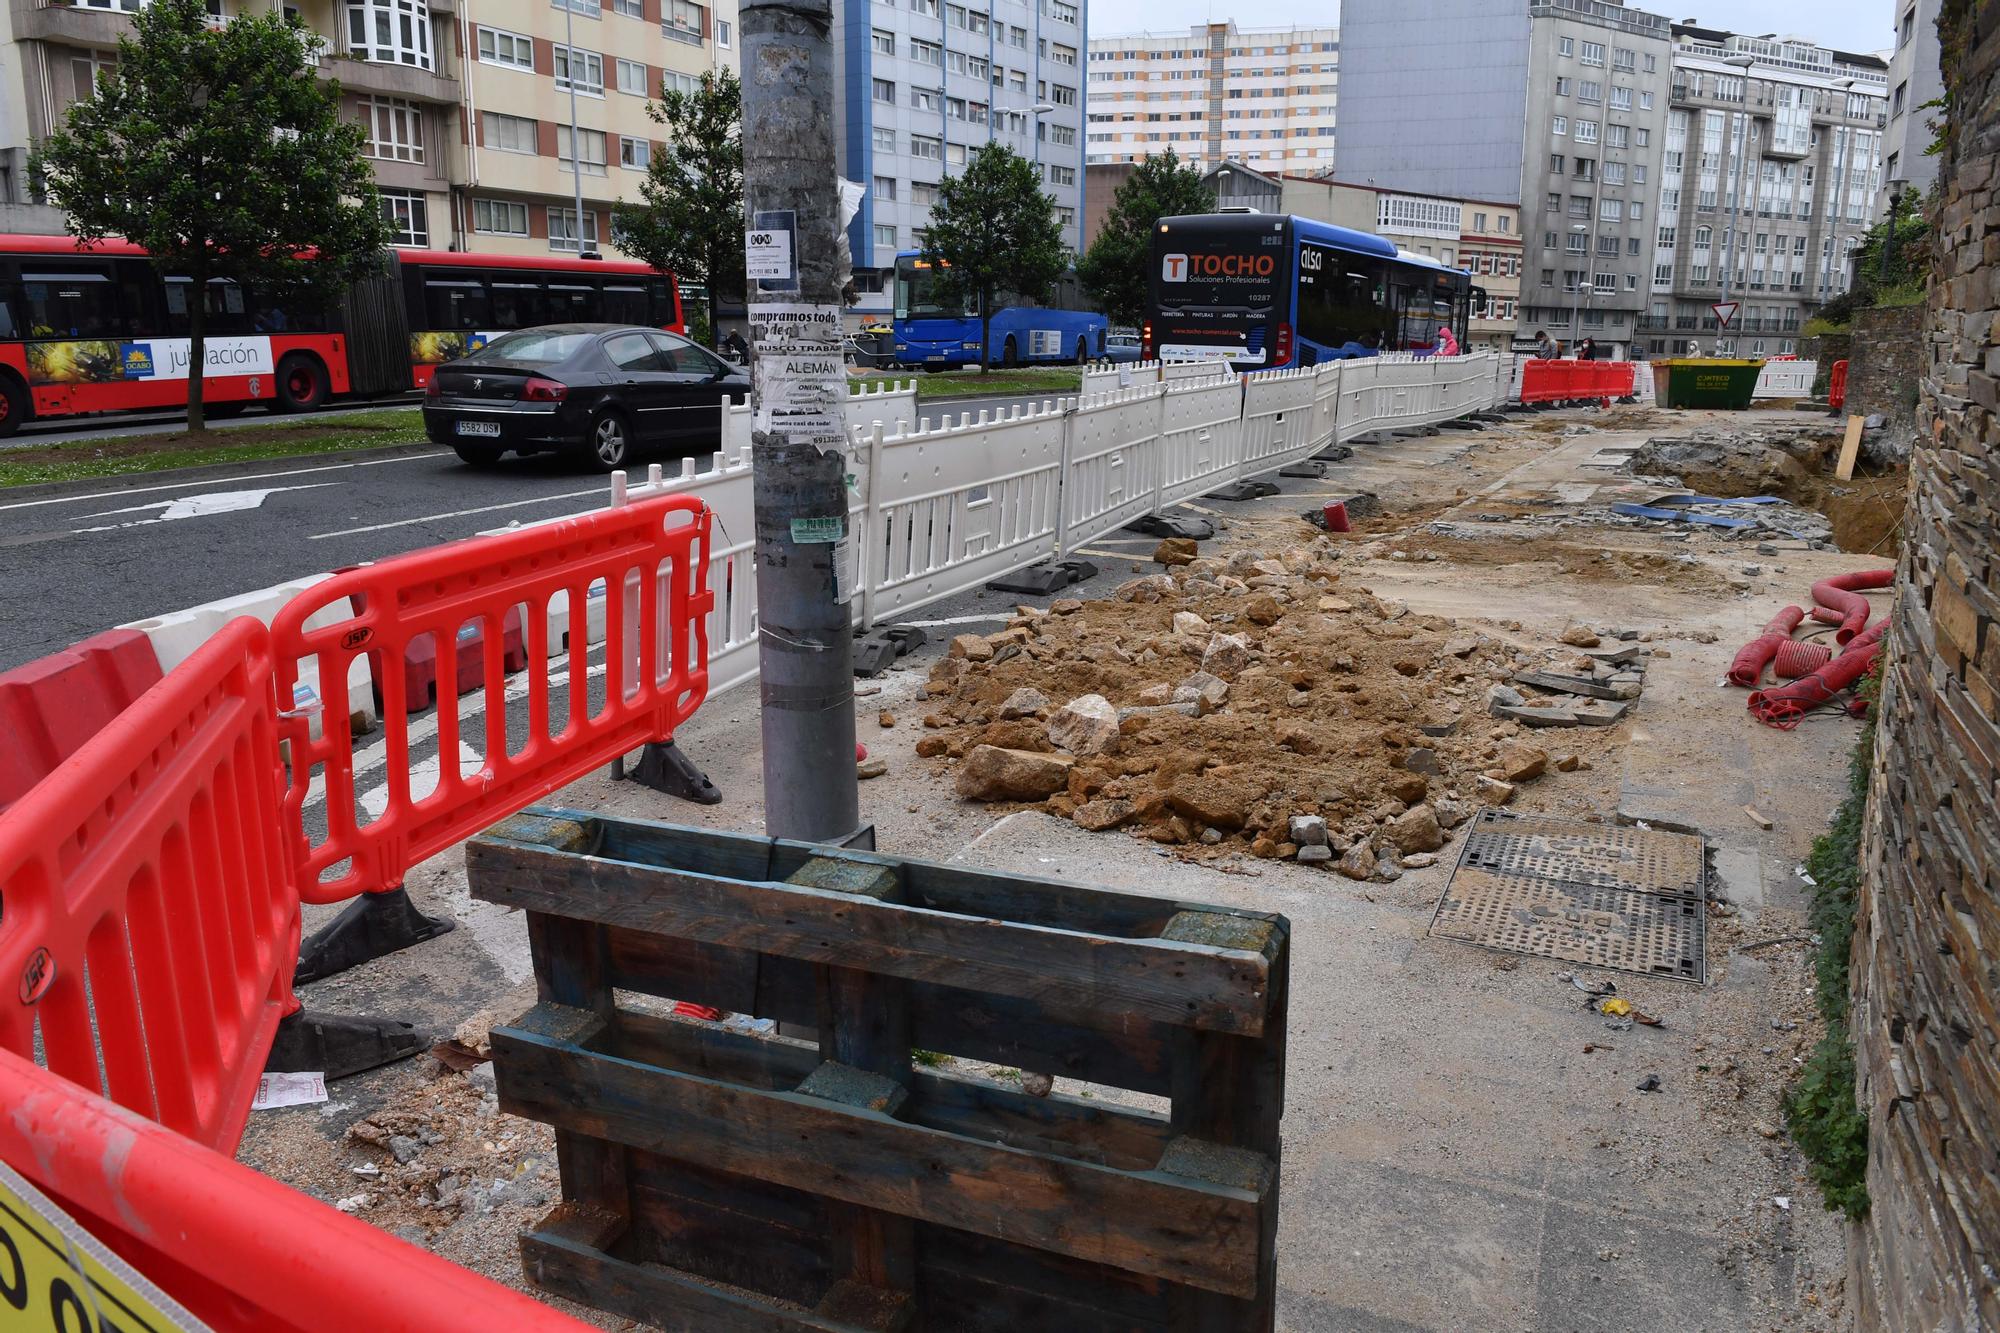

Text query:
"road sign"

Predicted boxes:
[[1711, 301, 1739, 328], [0, 1160, 205, 1331]]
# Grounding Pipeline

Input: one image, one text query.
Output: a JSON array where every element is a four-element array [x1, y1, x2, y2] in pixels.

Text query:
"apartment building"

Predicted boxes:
[[1880, 0, 1942, 209], [0, 0, 735, 256], [1643, 26, 1888, 357], [1336, 0, 1675, 358], [1200, 162, 1524, 349], [1085, 21, 1338, 173], [832, 0, 1087, 324]]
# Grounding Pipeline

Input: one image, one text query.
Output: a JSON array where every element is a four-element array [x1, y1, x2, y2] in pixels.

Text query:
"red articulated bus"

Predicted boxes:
[[0, 235, 683, 436]]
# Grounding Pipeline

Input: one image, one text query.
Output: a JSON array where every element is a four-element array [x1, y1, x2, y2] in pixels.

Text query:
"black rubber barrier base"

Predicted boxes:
[[853, 624, 927, 677], [1209, 480, 1281, 501], [985, 559, 1097, 596], [293, 886, 455, 986], [627, 740, 722, 804], [264, 1007, 426, 1080], [1122, 513, 1216, 540]]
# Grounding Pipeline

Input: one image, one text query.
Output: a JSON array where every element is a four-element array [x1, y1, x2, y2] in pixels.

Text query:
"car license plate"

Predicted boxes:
[[455, 420, 501, 438]]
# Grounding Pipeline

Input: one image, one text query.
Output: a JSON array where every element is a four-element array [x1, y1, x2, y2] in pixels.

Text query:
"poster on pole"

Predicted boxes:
[[748, 210, 799, 294], [749, 301, 846, 457]]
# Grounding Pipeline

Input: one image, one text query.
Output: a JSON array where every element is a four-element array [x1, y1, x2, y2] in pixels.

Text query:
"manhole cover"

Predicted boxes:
[[1459, 811, 1707, 901], [1430, 812, 1707, 982]]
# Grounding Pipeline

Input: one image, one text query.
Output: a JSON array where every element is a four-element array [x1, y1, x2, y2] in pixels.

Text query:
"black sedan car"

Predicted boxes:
[[423, 324, 750, 470]]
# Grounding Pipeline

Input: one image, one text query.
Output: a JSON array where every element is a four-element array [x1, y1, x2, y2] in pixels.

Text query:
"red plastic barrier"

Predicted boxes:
[[0, 1053, 590, 1331], [0, 628, 161, 811], [273, 493, 714, 905], [383, 603, 530, 715], [0, 619, 292, 1153], [1774, 639, 1834, 679], [1829, 359, 1849, 410], [1728, 607, 1805, 688], [1812, 568, 1896, 645], [1518, 359, 1636, 406]]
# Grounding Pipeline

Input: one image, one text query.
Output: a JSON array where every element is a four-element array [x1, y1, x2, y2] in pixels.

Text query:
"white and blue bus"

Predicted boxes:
[[892, 251, 1108, 369], [1145, 213, 1480, 370]]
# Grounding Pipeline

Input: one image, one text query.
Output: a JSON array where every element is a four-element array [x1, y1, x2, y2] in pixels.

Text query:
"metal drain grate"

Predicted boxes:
[[1459, 811, 1708, 901], [1431, 812, 1708, 982]]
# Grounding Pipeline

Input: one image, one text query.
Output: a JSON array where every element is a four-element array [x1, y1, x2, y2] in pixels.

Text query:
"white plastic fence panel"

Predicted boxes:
[[1059, 384, 1166, 554], [1435, 352, 1502, 420], [1238, 368, 1323, 477], [863, 402, 1067, 620], [1162, 359, 1233, 384], [1633, 360, 1658, 405], [1310, 360, 1345, 449], [122, 574, 378, 736], [1753, 360, 1817, 398], [1156, 375, 1246, 509], [618, 453, 762, 697]]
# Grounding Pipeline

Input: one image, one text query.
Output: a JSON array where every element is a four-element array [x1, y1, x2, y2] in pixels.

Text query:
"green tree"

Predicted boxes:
[[917, 144, 1067, 369], [1076, 149, 1213, 328], [613, 68, 744, 344], [1809, 188, 1932, 327], [32, 0, 390, 430]]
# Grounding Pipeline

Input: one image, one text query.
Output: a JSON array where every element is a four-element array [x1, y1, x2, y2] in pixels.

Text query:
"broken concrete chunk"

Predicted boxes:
[[947, 633, 994, 662], [1172, 611, 1211, 637], [1487, 684, 1526, 716], [954, 746, 1074, 801], [1402, 852, 1440, 869], [915, 736, 949, 758], [1554, 753, 1582, 772], [1154, 537, 1199, 566], [1288, 814, 1330, 847], [1297, 844, 1333, 864], [1245, 595, 1285, 626], [1046, 694, 1120, 756], [1435, 799, 1473, 829], [1201, 633, 1253, 679], [998, 687, 1050, 720], [1115, 574, 1178, 604], [1559, 623, 1602, 648], [857, 758, 889, 779], [1477, 776, 1517, 805], [1403, 747, 1442, 775], [1384, 804, 1445, 855], [1174, 670, 1231, 712], [1336, 841, 1378, 881], [1072, 798, 1136, 831], [1386, 773, 1429, 806], [1052, 598, 1084, 615], [1493, 743, 1549, 783]]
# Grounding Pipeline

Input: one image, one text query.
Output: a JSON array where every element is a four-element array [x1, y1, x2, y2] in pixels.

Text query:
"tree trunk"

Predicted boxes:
[[186, 257, 206, 432]]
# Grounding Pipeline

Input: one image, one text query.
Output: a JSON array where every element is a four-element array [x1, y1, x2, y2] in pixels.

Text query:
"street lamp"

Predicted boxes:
[[1882, 176, 1910, 282], [562, 0, 596, 258], [1567, 222, 1591, 351], [1716, 54, 1756, 356]]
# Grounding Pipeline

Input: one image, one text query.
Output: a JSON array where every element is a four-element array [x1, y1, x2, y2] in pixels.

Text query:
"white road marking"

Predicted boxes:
[[359, 739, 491, 820], [308, 487, 606, 540], [0, 451, 446, 514], [899, 611, 1016, 629], [73, 483, 339, 533]]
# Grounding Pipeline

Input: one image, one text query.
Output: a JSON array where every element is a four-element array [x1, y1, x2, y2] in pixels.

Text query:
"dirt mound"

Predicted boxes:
[[918, 542, 1625, 867], [1381, 532, 1738, 595]]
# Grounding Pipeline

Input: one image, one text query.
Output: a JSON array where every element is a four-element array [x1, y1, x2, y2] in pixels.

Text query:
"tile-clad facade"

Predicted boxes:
[[0, 0, 736, 257], [1641, 25, 1888, 358]]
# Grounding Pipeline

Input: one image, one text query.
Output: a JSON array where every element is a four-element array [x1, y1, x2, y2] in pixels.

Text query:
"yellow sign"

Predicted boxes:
[[0, 1161, 205, 1331]]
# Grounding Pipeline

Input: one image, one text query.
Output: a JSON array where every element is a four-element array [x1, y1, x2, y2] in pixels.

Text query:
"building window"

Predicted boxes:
[[1644, 53, 1657, 73], [873, 175, 896, 202], [1578, 80, 1601, 102], [659, 70, 698, 97], [347, 0, 433, 70], [1566, 233, 1587, 254], [911, 37, 942, 65], [611, 0, 641, 14], [1552, 115, 1567, 136], [1473, 211, 1487, 230], [872, 125, 895, 153], [549, 209, 599, 254], [716, 19, 731, 47], [1569, 196, 1591, 219], [1555, 76, 1571, 96], [872, 28, 894, 55], [360, 98, 423, 163], [1574, 120, 1598, 144], [380, 189, 429, 246], [616, 58, 647, 95], [910, 87, 938, 112], [554, 46, 604, 96], [1051, 83, 1077, 107], [663, 0, 705, 41], [1558, 36, 1573, 57], [1545, 192, 1561, 213], [911, 180, 939, 206], [1605, 124, 1627, 149], [1629, 201, 1643, 221], [1050, 164, 1076, 186], [1613, 47, 1635, 72], [873, 223, 897, 248], [875, 79, 896, 104], [474, 198, 530, 236], [1635, 127, 1650, 147], [552, 0, 596, 16], [1580, 41, 1603, 66], [910, 134, 942, 160], [619, 136, 650, 170], [1040, 0, 1077, 23], [1598, 199, 1622, 222], [558, 127, 608, 175], [1610, 86, 1631, 111], [1592, 272, 1616, 293], [484, 111, 538, 154]]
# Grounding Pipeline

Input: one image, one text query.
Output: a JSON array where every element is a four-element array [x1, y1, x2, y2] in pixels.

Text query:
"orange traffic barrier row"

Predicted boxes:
[[1518, 358, 1636, 405], [1828, 358, 1849, 411], [0, 493, 716, 1328]]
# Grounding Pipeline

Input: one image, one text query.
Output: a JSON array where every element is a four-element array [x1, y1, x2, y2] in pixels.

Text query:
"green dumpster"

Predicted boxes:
[[1650, 359, 1765, 410]]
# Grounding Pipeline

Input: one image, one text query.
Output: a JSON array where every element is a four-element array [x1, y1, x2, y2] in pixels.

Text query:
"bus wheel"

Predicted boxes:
[[276, 355, 329, 412], [0, 377, 27, 438], [1073, 338, 1089, 365]]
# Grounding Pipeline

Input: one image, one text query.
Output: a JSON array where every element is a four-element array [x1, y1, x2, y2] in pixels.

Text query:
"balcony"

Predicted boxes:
[[13, 0, 131, 50], [322, 50, 458, 103]]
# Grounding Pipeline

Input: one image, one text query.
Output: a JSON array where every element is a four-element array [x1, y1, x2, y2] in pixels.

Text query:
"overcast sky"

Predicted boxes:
[[1087, 0, 1894, 55]]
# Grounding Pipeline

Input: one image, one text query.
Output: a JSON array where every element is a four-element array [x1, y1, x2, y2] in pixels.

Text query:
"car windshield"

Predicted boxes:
[[467, 330, 592, 365]]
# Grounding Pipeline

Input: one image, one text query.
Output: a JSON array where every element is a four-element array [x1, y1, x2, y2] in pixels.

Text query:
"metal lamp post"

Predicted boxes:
[[1715, 54, 1756, 355], [1566, 222, 1590, 352], [563, 0, 595, 257]]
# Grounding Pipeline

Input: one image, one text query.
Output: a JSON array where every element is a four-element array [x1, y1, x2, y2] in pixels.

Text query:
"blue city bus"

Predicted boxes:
[[892, 251, 1108, 368], [1145, 213, 1481, 370]]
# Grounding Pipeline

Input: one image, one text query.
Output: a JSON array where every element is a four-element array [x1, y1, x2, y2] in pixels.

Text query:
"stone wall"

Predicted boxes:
[[1852, 1, 2000, 1327], [1844, 303, 1926, 460]]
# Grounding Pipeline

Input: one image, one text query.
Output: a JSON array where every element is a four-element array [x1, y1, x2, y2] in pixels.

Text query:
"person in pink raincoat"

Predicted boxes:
[[1435, 324, 1460, 356]]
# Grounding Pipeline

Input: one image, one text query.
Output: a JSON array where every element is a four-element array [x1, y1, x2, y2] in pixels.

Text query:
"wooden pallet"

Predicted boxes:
[[469, 807, 1289, 1332]]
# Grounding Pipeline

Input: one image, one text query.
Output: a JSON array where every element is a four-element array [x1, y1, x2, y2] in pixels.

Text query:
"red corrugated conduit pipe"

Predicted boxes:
[[1748, 622, 1887, 730], [1729, 607, 1805, 688], [1809, 569, 1896, 644]]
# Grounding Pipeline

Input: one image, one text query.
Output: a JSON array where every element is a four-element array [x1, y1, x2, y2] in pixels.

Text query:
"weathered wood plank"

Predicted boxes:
[[494, 1003, 1268, 1297], [623, 1150, 836, 1307], [603, 927, 1178, 1095], [527, 911, 630, 1222], [919, 1219, 1177, 1330], [470, 839, 1276, 1036], [523, 1203, 893, 1333], [606, 1007, 1171, 1171]]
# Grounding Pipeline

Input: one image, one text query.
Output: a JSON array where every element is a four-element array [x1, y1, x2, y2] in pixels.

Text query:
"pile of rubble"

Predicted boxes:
[[915, 539, 1654, 880]]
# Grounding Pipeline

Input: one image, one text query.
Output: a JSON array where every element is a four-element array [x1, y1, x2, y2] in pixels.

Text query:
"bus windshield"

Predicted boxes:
[[894, 257, 971, 321]]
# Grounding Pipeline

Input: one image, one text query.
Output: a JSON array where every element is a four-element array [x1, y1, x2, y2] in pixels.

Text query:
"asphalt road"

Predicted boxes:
[[0, 392, 1046, 671]]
